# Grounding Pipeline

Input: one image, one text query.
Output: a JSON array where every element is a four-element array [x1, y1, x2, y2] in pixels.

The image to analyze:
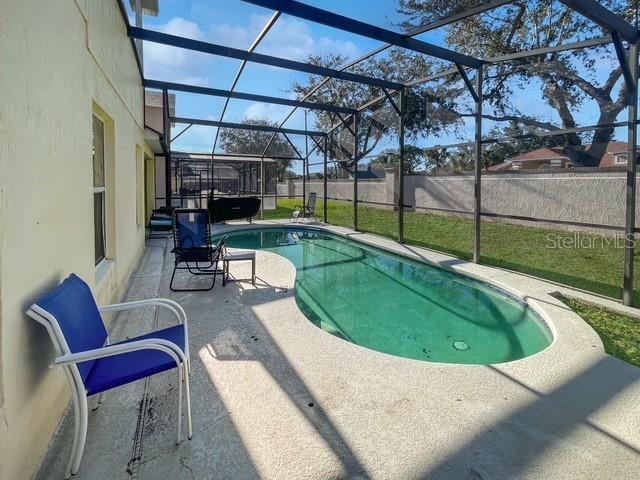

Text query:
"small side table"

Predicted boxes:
[[223, 250, 256, 286]]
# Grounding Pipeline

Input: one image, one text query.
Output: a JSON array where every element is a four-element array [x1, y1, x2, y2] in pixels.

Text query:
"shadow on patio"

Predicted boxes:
[[418, 357, 640, 479], [37, 238, 640, 480]]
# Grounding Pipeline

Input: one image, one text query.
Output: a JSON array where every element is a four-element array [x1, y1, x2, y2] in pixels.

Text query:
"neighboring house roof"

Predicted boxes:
[[603, 141, 630, 154], [507, 147, 571, 163], [487, 161, 514, 171], [488, 142, 636, 171]]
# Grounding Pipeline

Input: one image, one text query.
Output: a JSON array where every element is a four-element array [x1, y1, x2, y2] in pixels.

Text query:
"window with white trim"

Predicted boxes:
[[92, 115, 106, 265], [615, 154, 628, 165]]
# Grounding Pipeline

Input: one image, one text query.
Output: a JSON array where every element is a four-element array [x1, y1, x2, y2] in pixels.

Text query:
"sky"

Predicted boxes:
[[133, 0, 404, 162], [127, 0, 629, 173]]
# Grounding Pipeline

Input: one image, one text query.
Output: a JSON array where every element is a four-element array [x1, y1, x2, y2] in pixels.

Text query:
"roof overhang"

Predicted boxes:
[[129, 0, 159, 17], [144, 127, 164, 154]]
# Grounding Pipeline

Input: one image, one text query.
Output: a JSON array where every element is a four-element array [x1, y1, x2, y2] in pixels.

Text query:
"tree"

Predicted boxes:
[[370, 145, 427, 173], [397, 0, 639, 167], [219, 118, 296, 181], [422, 146, 475, 173], [290, 51, 444, 174], [483, 122, 564, 168], [421, 123, 564, 173], [292, 2, 638, 170], [424, 148, 449, 173]]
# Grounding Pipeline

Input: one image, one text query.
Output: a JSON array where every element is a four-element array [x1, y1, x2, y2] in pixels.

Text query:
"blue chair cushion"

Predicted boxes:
[[36, 274, 108, 382], [84, 324, 186, 395]]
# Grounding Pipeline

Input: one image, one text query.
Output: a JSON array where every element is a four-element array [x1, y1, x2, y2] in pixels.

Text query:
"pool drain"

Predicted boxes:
[[453, 340, 470, 351]]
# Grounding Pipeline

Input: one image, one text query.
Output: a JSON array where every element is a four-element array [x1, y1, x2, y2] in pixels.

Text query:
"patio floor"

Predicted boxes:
[[37, 221, 640, 479]]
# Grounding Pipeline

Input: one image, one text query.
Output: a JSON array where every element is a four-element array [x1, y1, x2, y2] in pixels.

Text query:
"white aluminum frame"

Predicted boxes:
[[92, 114, 107, 266], [27, 297, 192, 479]]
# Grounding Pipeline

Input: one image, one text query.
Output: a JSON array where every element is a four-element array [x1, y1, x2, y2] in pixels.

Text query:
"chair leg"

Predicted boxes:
[[184, 363, 193, 440], [169, 264, 179, 292], [69, 393, 89, 477], [64, 381, 82, 479], [91, 392, 105, 411], [211, 259, 219, 287], [176, 365, 183, 444], [170, 264, 217, 292]]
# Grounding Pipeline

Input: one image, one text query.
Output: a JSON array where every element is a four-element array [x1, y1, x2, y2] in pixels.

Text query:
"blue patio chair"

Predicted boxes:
[[26, 274, 192, 479], [171, 208, 226, 291]]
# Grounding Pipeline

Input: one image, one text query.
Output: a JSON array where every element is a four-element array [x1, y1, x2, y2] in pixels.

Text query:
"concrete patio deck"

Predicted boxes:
[[37, 221, 640, 479]]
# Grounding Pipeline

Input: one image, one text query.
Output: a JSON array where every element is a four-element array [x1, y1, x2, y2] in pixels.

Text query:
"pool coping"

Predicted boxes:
[[38, 221, 640, 480], [213, 219, 621, 369]]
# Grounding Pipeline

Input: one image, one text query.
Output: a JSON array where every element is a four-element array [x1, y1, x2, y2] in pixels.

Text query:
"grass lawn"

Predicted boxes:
[[265, 198, 638, 303], [558, 295, 640, 368]]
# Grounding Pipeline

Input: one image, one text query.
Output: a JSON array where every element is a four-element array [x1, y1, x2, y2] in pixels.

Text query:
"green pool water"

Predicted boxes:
[[218, 227, 553, 364]]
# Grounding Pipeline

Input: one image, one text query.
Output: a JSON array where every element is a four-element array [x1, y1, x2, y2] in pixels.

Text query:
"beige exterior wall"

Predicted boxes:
[[0, 1, 149, 478]]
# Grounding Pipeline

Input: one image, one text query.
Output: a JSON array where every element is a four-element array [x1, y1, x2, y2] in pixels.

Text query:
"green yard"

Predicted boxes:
[[558, 295, 640, 368], [265, 198, 638, 303]]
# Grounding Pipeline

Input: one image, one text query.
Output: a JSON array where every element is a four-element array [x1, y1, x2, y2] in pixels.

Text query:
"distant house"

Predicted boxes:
[[488, 142, 636, 171], [598, 142, 634, 167], [356, 165, 386, 179]]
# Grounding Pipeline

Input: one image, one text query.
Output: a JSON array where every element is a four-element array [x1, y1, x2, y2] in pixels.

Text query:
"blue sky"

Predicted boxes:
[[134, 0, 406, 160], [128, 1, 628, 172]]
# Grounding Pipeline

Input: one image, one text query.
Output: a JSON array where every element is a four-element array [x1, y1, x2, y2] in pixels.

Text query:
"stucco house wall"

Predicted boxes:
[[0, 1, 149, 478]]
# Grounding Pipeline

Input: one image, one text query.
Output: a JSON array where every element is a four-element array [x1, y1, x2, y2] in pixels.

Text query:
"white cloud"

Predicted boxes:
[[259, 16, 361, 61], [243, 102, 291, 121], [210, 22, 254, 50], [211, 14, 361, 62], [144, 14, 361, 85], [143, 13, 362, 128], [144, 18, 211, 84]]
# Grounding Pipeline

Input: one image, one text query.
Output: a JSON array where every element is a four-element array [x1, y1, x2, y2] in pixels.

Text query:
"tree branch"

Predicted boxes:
[[512, 61, 605, 103], [504, 3, 526, 50], [459, 112, 560, 131], [604, 67, 623, 95]]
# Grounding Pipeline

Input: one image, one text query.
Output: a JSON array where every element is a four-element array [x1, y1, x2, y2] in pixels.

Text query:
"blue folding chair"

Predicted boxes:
[[171, 208, 226, 291], [27, 274, 192, 479]]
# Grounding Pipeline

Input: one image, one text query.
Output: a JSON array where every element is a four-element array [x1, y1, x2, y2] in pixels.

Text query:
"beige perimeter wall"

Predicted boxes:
[[0, 1, 149, 478], [280, 171, 638, 230]]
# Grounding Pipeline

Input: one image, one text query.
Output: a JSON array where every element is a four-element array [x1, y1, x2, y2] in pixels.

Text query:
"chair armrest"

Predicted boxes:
[[99, 298, 187, 325], [53, 338, 185, 367], [99, 299, 189, 348]]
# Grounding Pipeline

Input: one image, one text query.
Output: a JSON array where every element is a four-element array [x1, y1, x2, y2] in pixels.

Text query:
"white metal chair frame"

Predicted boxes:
[[27, 298, 192, 479], [290, 192, 318, 223]]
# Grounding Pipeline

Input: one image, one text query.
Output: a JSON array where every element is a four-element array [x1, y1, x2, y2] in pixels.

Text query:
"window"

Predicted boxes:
[[615, 154, 628, 165], [93, 115, 106, 265], [549, 159, 562, 167]]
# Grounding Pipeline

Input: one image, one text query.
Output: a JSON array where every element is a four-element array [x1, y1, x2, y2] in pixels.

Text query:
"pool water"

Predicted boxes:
[[218, 227, 552, 364]]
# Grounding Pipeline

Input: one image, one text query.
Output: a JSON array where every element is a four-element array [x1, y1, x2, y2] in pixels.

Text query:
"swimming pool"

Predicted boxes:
[[218, 227, 553, 364]]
